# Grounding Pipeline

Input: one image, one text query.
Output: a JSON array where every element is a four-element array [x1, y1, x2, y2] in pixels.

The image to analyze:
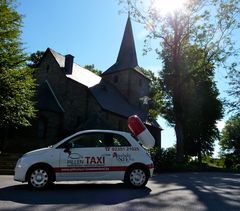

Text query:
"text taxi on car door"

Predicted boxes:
[[14, 115, 155, 189]]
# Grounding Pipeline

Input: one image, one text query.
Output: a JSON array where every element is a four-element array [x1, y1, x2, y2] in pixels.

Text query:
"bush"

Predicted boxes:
[[217, 154, 240, 172], [235, 164, 240, 171], [224, 156, 234, 169], [149, 147, 177, 172]]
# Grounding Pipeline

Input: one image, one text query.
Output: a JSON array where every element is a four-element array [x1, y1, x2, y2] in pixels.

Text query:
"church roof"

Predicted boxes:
[[66, 63, 101, 87], [49, 48, 101, 88], [90, 80, 148, 120], [48, 48, 145, 117], [102, 16, 149, 80]]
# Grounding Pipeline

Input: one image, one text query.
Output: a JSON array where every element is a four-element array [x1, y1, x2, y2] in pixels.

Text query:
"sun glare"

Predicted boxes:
[[153, 0, 186, 14]]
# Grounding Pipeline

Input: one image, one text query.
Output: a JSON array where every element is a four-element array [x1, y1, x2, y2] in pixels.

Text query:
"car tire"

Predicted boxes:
[[124, 165, 149, 188], [27, 166, 53, 189]]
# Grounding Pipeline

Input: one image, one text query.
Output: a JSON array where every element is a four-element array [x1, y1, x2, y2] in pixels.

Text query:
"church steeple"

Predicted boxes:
[[101, 15, 150, 108], [116, 15, 138, 69], [102, 15, 138, 75]]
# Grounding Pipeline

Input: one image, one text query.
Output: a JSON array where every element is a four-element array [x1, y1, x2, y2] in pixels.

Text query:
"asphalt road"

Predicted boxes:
[[0, 172, 240, 211]]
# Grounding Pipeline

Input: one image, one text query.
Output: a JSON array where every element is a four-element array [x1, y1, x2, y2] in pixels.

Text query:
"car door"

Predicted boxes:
[[57, 132, 112, 180], [109, 133, 135, 170]]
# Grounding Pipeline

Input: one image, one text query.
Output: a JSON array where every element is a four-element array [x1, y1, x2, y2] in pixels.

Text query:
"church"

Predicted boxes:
[[33, 16, 162, 148]]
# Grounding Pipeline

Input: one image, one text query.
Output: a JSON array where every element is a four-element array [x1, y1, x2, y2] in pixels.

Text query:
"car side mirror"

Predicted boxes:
[[64, 142, 72, 154]]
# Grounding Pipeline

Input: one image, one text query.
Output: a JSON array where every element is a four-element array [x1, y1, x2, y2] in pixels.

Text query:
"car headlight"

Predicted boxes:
[[16, 157, 26, 168]]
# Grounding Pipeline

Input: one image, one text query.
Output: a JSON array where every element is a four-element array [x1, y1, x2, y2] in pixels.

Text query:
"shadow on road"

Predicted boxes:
[[1, 173, 240, 210], [148, 172, 240, 210], [0, 182, 151, 205]]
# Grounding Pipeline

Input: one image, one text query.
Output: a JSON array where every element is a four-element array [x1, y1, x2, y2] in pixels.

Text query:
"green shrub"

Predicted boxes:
[[149, 147, 177, 172], [235, 164, 240, 171]]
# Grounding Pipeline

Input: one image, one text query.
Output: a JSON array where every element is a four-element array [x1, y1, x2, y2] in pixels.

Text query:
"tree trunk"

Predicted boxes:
[[175, 119, 185, 163], [172, 77, 185, 163], [172, 19, 185, 163]]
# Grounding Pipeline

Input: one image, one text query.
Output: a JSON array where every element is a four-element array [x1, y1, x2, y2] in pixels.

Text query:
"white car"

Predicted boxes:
[[14, 129, 154, 189]]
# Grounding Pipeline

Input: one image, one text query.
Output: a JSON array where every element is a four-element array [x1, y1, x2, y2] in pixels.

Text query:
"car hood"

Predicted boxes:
[[24, 147, 51, 157]]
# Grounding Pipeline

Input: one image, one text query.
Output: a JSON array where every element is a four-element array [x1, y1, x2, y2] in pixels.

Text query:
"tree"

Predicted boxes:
[[220, 115, 240, 158], [160, 43, 223, 162], [0, 0, 36, 151], [139, 67, 163, 119], [226, 61, 240, 114], [28, 50, 44, 68], [84, 64, 102, 76], [119, 0, 240, 162], [220, 115, 240, 165]]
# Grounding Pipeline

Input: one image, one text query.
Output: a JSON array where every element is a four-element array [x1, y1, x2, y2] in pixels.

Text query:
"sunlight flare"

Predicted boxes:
[[152, 0, 186, 14]]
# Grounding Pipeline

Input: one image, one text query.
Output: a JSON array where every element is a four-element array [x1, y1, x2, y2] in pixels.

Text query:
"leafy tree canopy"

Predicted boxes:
[[28, 50, 44, 68], [220, 115, 240, 164], [226, 60, 240, 114], [161, 42, 223, 159], [0, 0, 36, 130], [84, 64, 102, 76], [139, 67, 163, 119], [220, 115, 240, 155]]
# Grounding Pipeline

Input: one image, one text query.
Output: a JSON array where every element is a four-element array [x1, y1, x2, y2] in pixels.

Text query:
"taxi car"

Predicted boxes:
[[14, 128, 154, 189]]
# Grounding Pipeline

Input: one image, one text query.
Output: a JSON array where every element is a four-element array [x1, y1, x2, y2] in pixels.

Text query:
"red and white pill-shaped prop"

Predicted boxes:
[[127, 115, 155, 149]]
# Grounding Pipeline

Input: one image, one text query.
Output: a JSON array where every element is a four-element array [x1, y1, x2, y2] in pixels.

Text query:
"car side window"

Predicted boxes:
[[58, 133, 105, 148], [57, 132, 131, 148], [103, 133, 131, 147], [71, 133, 105, 148]]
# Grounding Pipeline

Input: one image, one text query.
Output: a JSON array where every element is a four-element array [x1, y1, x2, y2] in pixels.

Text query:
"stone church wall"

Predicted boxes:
[[102, 69, 150, 108], [61, 79, 88, 130], [35, 52, 67, 104], [128, 71, 149, 107]]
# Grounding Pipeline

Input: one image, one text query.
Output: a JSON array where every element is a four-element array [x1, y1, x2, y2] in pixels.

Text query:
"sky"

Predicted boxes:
[[16, 0, 231, 156]]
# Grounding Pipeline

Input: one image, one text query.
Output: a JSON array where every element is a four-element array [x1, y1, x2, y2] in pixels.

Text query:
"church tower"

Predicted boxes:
[[101, 16, 150, 108]]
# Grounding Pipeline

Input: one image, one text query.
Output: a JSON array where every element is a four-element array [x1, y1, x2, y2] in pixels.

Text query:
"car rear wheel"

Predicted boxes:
[[125, 165, 149, 188], [28, 166, 52, 189]]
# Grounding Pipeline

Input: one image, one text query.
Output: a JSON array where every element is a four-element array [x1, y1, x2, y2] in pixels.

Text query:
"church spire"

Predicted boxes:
[[116, 15, 138, 68], [102, 15, 138, 75]]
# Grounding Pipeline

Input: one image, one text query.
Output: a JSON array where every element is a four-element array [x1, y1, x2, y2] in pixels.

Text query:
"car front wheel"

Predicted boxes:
[[27, 166, 52, 189]]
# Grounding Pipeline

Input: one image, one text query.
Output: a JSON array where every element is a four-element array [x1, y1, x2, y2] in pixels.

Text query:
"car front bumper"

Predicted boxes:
[[14, 158, 29, 182]]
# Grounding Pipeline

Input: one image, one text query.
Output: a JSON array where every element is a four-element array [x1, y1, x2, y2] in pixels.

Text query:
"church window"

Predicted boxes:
[[114, 75, 119, 83]]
